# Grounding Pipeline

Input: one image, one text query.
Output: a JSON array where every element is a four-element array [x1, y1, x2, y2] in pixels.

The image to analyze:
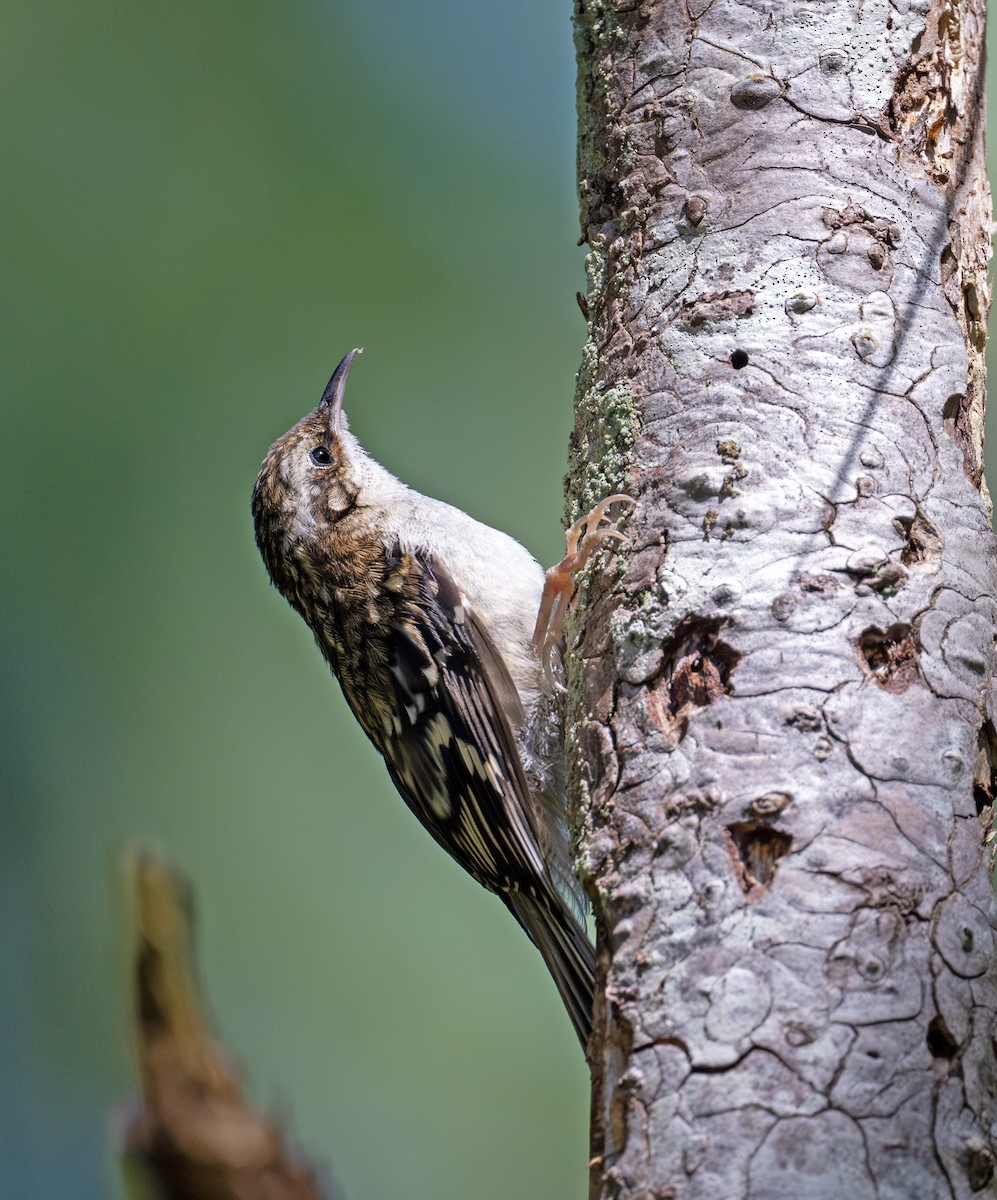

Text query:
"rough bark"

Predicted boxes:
[[567, 1, 997, 1197]]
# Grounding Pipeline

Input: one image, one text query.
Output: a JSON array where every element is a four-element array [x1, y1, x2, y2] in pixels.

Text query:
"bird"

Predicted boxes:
[[251, 349, 630, 1047]]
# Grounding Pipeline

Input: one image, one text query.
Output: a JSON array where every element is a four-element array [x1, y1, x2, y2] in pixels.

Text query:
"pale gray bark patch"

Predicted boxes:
[[569, 0, 996, 1196]]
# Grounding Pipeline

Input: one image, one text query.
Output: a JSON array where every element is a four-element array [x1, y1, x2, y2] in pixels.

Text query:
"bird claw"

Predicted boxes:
[[532, 494, 635, 690]]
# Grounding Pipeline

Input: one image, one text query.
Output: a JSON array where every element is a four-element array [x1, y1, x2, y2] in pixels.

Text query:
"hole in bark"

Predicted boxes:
[[942, 392, 984, 485], [644, 617, 740, 743], [968, 1146, 995, 1192], [730, 349, 749, 369], [727, 821, 791, 891], [927, 1015, 959, 1059], [856, 623, 918, 692], [974, 721, 996, 816], [894, 506, 942, 568]]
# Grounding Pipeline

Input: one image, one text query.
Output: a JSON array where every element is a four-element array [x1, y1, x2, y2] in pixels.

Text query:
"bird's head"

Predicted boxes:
[[251, 348, 367, 585]]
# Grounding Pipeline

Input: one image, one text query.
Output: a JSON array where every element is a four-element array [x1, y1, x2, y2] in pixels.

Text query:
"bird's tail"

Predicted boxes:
[[506, 891, 595, 1048]]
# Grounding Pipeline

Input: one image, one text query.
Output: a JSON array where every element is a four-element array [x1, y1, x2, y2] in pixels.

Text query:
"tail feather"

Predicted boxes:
[[506, 891, 595, 1048]]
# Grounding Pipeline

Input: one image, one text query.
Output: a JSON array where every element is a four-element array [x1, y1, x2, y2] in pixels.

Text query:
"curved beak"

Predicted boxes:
[[321, 347, 363, 436]]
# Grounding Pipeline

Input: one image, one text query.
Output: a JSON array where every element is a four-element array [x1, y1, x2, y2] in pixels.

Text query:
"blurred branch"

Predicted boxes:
[[119, 855, 332, 1200]]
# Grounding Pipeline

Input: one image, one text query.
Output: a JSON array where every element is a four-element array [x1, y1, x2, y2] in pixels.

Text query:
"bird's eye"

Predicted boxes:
[[309, 445, 332, 467]]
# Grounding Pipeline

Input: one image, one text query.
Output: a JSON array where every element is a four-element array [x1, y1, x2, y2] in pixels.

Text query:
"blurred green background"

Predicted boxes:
[[1, 1, 590, 1198], [4, 3, 996, 1199]]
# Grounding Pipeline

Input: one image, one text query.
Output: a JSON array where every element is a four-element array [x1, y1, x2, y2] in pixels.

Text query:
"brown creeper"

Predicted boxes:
[[251, 350, 629, 1047]]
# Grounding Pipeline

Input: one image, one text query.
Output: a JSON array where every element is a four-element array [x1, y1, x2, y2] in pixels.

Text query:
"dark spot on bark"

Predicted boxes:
[[730, 75, 782, 109], [710, 581, 740, 607], [703, 508, 719, 540], [941, 241, 959, 282], [927, 1015, 959, 1059], [857, 623, 919, 692], [747, 792, 792, 818], [784, 1022, 817, 1046], [819, 50, 848, 74], [821, 204, 896, 239], [726, 821, 792, 891], [678, 289, 755, 328], [943, 393, 984, 485], [866, 563, 907, 594], [854, 559, 907, 597], [798, 572, 838, 595], [867, 244, 887, 269], [787, 707, 821, 732], [771, 593, 796, 622], [644, 617, 739, 742], [968, 1145, 995, 1191], [730, 349, 749, 369], [894, 506, 943, 568], [973, 722, 996, 815], [719, 462, 747, 498], [575, 290, 589, 320], [844, 551, 907, 595], [860, 867, 923, 914], [684, 195, 707, 225], [681, 472, 719, 501], [943, 393, 963, 418]]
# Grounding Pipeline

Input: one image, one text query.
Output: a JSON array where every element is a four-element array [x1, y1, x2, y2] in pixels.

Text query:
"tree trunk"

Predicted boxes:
[[568, 1, 997, 1197]]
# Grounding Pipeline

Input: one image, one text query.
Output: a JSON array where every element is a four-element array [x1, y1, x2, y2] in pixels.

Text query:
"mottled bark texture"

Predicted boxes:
[[566, 0, 997, 1197]]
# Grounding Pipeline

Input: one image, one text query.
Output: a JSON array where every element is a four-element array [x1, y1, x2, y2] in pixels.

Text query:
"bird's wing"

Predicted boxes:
[[372, 544, 550, 895]]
